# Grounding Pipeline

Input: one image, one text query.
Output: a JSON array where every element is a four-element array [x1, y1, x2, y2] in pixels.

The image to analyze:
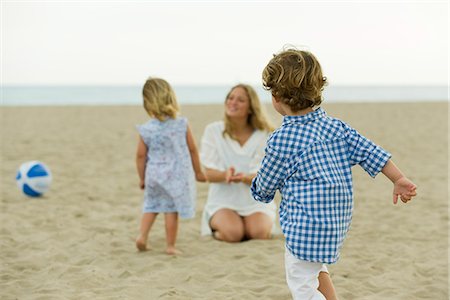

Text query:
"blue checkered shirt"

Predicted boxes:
[[251, 108, 391, 263]]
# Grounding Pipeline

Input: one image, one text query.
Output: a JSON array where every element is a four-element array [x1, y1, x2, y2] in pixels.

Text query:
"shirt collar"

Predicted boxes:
[[282, 107, 326, 125]]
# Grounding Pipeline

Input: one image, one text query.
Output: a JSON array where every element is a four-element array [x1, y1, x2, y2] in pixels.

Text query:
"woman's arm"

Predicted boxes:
[[240, 173, 256, 185], [205, 167, 255, 186], [204, 167, 230, 183]]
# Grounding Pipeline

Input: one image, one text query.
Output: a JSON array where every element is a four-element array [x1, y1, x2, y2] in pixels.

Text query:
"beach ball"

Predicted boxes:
[[16, 161, 52, 197]]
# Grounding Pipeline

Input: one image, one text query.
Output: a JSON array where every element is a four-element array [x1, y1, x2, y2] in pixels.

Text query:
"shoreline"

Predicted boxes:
[[1, 99, 448, 108]]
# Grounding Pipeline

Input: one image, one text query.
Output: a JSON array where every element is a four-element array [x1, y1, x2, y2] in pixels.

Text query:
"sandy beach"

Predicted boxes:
[[1, 102, 448, 299]]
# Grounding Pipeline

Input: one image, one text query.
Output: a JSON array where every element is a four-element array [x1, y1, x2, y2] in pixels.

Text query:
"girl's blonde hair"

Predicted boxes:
[[142, 77, 179, 121], [223, 84, 274, 139], [262, 48, 327, 112]]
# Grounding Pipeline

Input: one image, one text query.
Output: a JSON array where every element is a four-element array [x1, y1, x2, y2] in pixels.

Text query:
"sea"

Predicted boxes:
[[1, 85, 448, 106]]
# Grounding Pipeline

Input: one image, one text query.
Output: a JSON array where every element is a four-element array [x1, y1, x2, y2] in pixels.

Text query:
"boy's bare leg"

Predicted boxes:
[[136, 212, 158, 251], [164, 212, 181, 255], [318, 271, 338, 300]]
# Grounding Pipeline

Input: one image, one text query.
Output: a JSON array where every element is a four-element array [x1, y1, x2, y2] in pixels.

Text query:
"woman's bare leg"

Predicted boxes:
[[318, 271, 338, 300], [136, 212, 158, 251], [164, 212, 180, 255], [243, 212, 272, 240], [210, 209, 245, 242]]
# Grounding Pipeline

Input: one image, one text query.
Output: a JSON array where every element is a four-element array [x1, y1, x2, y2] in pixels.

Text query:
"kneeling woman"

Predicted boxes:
[[200, 84, 276, 242]]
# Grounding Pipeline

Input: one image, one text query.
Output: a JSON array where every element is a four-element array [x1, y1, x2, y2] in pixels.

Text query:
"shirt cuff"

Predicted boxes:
[[250, 177, 275, 203], [362, 146, 392, 178]]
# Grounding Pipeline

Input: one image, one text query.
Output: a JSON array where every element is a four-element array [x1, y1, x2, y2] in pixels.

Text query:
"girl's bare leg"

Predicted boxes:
[[210, 209, 245, 242], [136, 212, 158, 251], [164, 212, 180, 255], [318, 271, 338, 300]]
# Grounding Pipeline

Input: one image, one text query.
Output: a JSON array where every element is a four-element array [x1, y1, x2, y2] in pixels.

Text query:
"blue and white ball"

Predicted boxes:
[[16, 161, 52, 197]]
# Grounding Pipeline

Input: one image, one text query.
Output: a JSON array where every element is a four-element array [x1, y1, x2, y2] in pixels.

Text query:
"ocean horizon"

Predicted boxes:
[[1, 85, 448, 106]]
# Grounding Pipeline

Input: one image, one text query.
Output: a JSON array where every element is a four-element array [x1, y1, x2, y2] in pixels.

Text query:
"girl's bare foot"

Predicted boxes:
[[136, 235, 148, 251], [166, 246, 182, 255]]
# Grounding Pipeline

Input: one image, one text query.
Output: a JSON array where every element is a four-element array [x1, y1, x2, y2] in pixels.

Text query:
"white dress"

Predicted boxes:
[[200, 121, 277, 235]]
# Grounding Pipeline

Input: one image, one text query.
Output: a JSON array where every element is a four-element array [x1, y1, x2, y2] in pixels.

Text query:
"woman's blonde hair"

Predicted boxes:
[[262, 48, 327, 112], [142, 77, 179, 121], [223, 84, 274, 139]]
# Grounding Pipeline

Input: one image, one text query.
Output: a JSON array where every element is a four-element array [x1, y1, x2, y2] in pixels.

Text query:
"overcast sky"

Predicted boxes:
[[2, 1, 448, 86]]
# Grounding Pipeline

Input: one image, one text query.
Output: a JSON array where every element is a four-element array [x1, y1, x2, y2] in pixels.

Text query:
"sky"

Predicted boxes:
[[2, 1, 449, 86]]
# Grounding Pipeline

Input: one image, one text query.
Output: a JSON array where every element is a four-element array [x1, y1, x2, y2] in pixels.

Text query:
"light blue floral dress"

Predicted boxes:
[[137, 117, 196, 219]]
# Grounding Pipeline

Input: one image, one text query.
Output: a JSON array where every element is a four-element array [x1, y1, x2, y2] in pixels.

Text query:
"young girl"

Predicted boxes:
[[135, 77, 206, 255]]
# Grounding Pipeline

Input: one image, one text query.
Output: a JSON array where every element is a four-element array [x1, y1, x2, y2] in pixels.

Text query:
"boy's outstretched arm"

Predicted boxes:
[[381, 160, 417, 204]]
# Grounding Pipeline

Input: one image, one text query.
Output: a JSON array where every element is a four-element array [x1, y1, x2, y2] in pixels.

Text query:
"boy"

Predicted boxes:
[[250, 48, 417, 300]]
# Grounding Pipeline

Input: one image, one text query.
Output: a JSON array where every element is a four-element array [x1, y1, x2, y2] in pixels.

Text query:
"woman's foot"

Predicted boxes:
[[166, 246, 182, 255], [135, 235, 148, 251], [212, 230, 222, 240]]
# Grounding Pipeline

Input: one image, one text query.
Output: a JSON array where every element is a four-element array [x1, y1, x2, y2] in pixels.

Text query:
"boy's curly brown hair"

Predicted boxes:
[[262, 48, 327, 112]]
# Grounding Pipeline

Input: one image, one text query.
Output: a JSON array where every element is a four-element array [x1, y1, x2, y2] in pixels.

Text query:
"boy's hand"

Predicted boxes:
[[393, 177, 417, 204], [139, 179, 145, 190]]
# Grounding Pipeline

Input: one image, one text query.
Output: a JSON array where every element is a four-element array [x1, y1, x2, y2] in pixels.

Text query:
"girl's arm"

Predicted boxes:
[[136, 136, 148, 189], [186, 124, 207, 182]]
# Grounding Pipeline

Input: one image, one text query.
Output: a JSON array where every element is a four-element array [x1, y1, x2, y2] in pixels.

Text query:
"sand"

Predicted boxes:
[[1, 102, 448, 299]]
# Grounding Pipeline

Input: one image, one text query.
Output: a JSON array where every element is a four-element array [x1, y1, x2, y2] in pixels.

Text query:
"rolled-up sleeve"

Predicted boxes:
[[251, 139, 287, 203], [343, 123, 391, 178]]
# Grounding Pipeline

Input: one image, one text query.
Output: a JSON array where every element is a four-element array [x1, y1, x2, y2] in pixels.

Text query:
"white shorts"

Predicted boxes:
[[285, 247, 329, 300]]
